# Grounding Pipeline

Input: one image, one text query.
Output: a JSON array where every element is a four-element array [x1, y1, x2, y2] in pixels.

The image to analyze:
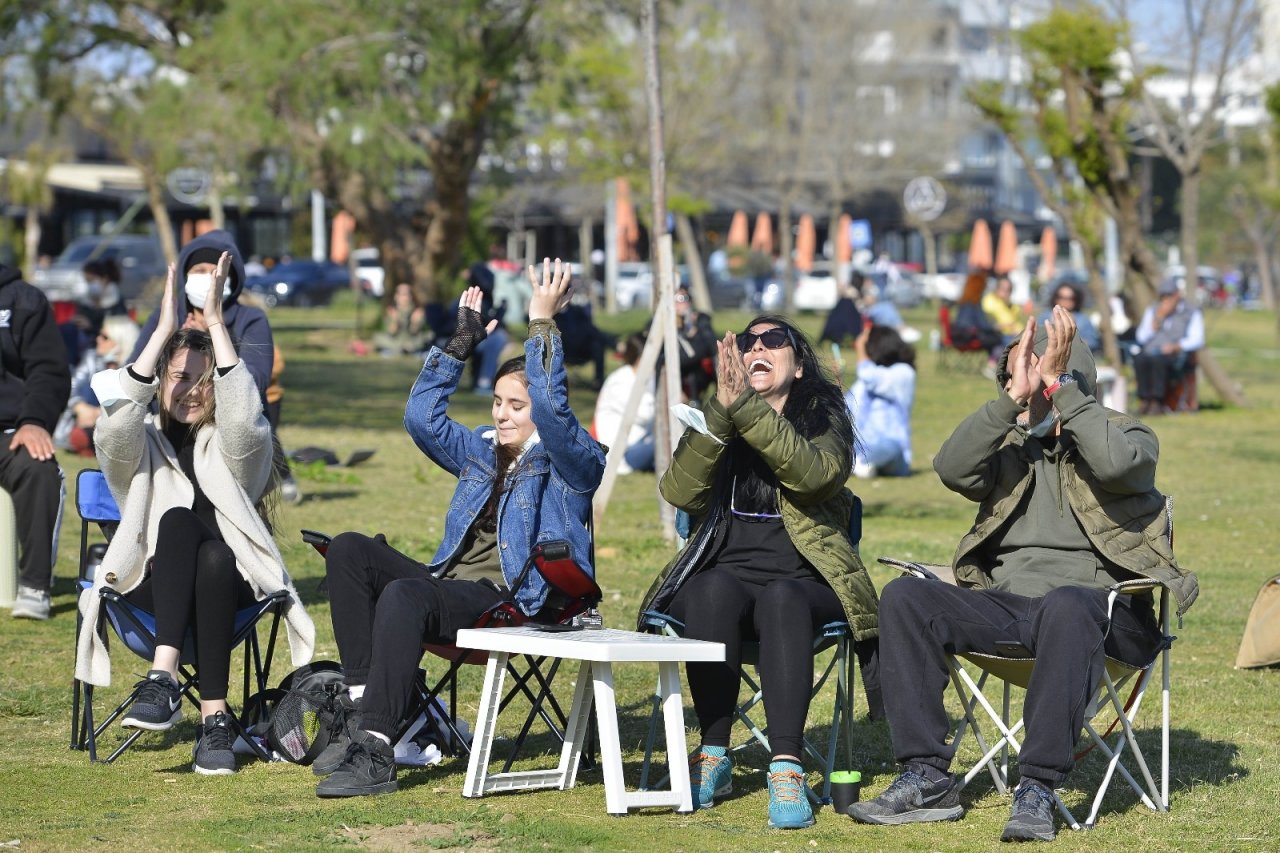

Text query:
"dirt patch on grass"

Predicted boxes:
[[340, 820, 499, 851]]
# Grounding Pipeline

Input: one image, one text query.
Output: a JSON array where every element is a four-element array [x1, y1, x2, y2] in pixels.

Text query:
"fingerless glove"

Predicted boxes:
[[444, 305, 488, 360]]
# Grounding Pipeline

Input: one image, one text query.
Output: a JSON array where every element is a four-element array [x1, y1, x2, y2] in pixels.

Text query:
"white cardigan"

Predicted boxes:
[[74, 362, 315, 687]]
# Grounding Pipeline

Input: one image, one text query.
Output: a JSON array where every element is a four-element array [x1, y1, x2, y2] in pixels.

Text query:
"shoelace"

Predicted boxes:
[[690, 751, 724, 786], [344, 736, 393, 772], [1013, 782, 1054, 814], [202, 713, 234, 751], [133, 675, 175, 705], [768, 768, 806, 803]]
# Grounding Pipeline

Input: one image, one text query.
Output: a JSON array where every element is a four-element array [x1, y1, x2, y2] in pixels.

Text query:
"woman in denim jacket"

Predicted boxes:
[[315, 259, 605, 798]]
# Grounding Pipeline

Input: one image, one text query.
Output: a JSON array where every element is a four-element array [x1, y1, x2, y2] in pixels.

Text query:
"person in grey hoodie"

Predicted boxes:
[[850, 305, 1197, 842], [129, 231, 274, 401]]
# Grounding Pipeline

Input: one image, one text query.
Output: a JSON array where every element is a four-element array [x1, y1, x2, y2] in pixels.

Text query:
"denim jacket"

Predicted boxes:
[[404, 326, 606, 616]]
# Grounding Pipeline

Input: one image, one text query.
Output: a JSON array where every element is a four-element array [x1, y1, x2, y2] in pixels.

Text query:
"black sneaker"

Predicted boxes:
[[121, 670, 183, 731], [312, 695, 362, 777], [847, 767, 964, 825], [1001, 779, 1057, 842], [315, 730, 398, 798], [193, 711, 237, 775]]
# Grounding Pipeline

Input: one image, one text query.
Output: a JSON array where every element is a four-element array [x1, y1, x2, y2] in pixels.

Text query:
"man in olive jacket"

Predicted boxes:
[[850, 307, 1197, 842]]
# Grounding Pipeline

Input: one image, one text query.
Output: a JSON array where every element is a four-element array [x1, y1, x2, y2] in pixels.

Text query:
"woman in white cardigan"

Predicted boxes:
[[74, 252, 314, 775]]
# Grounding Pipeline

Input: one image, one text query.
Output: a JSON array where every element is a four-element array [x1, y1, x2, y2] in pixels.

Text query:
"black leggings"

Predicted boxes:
[[669, 569, 845, 759], [125, 507, 255, 701]]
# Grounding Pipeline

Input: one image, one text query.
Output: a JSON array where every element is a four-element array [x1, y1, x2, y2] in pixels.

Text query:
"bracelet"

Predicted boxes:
[[207, 322, 224, 329]]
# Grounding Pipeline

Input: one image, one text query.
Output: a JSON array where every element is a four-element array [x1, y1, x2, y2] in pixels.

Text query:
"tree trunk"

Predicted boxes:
[[1198, 348, 1246, 407], [675, 212, 711, 313], [1180, 166, 1201, 294], [22, 209, 41, 281], [208, 179, 226, 231], [779, 196, 794, 313], [1253, 240, 1276, 312], [143, 167, 179, 266]]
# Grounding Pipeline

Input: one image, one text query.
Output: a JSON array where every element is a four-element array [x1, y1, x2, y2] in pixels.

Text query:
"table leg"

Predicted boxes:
[[463, 650, 509, 798], [659, 661, 693, 813], [591, 661, 629, 815], [557, 660, 595, 790]]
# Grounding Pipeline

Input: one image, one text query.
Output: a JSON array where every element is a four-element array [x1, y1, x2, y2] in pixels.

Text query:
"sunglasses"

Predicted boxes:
[[736, 327, 794, 353]]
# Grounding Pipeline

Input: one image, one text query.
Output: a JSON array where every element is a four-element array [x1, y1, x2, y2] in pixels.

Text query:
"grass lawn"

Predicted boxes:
[[2, 296, 1279, 851]]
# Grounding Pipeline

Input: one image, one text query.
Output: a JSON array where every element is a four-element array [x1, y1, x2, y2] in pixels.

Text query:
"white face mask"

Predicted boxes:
[[1025, 408, 1061, 438], [184, 273, 231, 311]]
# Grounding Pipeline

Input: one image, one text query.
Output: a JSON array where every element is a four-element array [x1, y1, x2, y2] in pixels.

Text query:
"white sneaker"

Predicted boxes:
[[11, 586, 51, 620], [853, 461, 877, 480]]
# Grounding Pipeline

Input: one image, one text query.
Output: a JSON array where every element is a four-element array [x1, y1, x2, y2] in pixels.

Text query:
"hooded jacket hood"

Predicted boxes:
[[0, 265, 22, 289], [996, 324, 1097, 398], [177, 230, 246, 308]]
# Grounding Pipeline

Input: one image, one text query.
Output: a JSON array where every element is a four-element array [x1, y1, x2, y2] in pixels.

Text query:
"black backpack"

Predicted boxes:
[[240, 660, 348, 765]]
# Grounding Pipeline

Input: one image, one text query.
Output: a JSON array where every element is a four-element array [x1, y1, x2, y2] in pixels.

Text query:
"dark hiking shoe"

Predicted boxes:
[[193, 711, 237, 775], [312, 694, 363, 776], [121, 670, 183, 731], [1001, 779, 1057, 842], [315, 730, 398, 798], [847, 767, 964, 825]]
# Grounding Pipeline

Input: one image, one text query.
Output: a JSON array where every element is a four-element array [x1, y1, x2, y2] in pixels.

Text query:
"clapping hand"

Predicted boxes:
[[155, 264, 180, 341], [527, 258, 573, 322], [1005, 317, 1038, 407], [1039, 304, 1076, 387], [458, 286, 499, 336], [715, 331, 748, 408], [201, 252, 232, 331]]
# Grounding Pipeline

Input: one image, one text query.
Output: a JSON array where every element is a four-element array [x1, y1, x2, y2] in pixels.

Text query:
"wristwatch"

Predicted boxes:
[[1043, 373, 1075, 400]]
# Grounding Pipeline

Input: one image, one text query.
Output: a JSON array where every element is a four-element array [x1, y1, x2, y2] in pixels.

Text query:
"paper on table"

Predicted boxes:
[[671, 403, 724, 445]]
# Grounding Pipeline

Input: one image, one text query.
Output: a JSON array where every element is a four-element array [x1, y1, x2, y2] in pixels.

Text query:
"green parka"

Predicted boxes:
[[637, 389, 879, 640]]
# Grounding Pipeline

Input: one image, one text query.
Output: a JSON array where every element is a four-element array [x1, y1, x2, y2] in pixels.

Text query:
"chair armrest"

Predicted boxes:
[[300, 529, 332, 557], [877, 557, 958, 585], [638, 610, 684, 636], [1108, 578, 1165, 596]]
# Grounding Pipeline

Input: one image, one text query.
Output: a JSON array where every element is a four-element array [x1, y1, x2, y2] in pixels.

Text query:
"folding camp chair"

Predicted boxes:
[[302, 530, 602, 771], [636, 497, 865, 805], [70, 469, 288, 763], [876, 497, 1180, 831], [937, 303, 990, 373]]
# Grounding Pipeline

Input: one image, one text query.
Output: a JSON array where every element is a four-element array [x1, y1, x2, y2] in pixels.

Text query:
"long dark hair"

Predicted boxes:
[[732, 315, 853, 510], [475, 355, 529, 533], [865, 326, 916, 369]]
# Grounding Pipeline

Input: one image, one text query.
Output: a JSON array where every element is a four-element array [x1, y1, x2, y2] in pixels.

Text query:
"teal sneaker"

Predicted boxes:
[[689, 746, 732, 810], [767, 760, 815, 829]]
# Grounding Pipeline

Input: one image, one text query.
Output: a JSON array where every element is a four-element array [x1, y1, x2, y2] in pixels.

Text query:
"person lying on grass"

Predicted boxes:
[[314, 258, 605, 798]]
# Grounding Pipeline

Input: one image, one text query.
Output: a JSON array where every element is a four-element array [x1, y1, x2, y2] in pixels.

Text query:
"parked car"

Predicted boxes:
[[352, 247, 385, 298], [32, 234, 167, 303], [707, 272, 752, 310], [615, 262, 653, 310], [245, 260, 351, 307], [793, 264, 839, 312]]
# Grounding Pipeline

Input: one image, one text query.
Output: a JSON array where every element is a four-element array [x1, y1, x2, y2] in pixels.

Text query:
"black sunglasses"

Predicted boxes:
[[737, 327, 794, 353]]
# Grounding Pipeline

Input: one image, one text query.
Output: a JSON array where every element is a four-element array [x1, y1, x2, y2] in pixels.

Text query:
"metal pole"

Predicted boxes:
[[310, 189, 326, 262]]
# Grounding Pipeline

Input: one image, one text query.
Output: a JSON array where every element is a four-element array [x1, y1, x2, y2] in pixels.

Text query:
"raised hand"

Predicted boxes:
[[1039, 304, 1076, 386], [715, 331, 747, 408], [527, 258, 573, 322], [1005, 316, 1038, 407], [458, 285, 499, 336], [155, 264, 180, 341], [202, 251, 232, 331], [442, 285, 496, 362]]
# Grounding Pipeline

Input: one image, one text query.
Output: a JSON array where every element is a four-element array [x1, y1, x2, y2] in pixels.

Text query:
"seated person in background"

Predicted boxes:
[[55, 315, 141, 455], [850, 307, 1197, 842], [674, 285, 718, 401], [374, 283, 428, 356], [1133, 279, 1204, 416], [982, 274, 1025, 341], [1038, 282, 1101, 353], [952, 271, 1005, 370], [819, 277, 865, 349], [846, 323, 915, 479], [638, 315, 881, 830], [593, 332, 655, 474], [555, 277, 615, 390], [461, 262, 509, 394], [314, 260, 605, 798], [74, 257, 314, 775]]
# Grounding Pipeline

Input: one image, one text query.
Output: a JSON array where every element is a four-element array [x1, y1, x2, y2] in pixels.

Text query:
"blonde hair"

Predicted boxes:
[[101, 316, 141, 365]]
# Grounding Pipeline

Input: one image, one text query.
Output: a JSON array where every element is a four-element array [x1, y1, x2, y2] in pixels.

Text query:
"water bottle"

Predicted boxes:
[[929, 328, 941, 351]]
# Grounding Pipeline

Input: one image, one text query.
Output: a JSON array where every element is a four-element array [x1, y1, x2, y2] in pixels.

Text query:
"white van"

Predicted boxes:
[[352, 247, 385, 297]]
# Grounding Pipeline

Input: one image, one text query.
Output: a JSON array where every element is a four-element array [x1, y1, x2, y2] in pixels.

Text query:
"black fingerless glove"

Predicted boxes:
[[444, 305, 488, 360]]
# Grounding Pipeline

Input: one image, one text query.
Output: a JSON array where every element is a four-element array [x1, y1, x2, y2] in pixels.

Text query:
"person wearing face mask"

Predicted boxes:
[[313, 259, 605, 798], [74, 254, 314, 775], [849, 306, 1197, 842], [128, 230, 274, 403], [637, 314, 881, 830]]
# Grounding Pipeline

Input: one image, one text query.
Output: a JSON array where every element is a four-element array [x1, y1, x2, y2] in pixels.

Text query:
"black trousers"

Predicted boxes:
[[324, 532, 505, 738], [877, 576, 1162, 788], [125, 507, 255, 701], [669, 569, 845, 760], [0, 439, 63, 591], [1134, 351, 1187, 401]]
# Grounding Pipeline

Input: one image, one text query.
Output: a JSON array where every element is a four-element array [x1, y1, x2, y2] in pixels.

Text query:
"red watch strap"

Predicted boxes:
[[1042, 382, 1061, 400]]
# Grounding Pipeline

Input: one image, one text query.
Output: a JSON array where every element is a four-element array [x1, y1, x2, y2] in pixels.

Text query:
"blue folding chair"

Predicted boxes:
[[637, 496, 866, 805], [69, 469, 289, 763]]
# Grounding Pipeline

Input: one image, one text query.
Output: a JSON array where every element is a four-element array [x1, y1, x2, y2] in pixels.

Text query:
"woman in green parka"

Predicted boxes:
[[637, 314, 879, 830]]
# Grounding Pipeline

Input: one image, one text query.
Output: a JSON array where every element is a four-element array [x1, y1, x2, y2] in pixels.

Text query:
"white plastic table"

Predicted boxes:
[[455, 625, 724, 815]]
